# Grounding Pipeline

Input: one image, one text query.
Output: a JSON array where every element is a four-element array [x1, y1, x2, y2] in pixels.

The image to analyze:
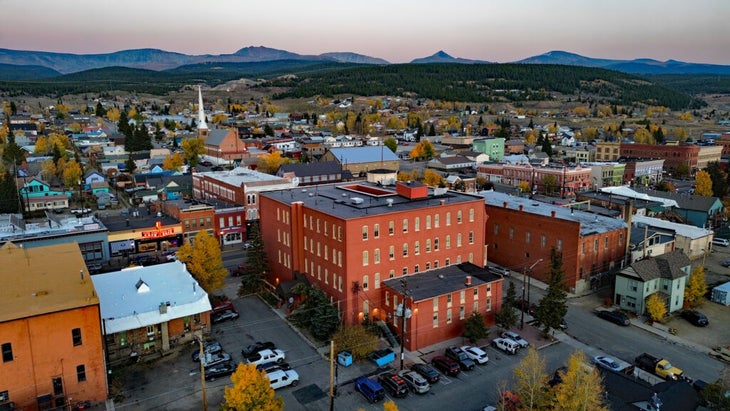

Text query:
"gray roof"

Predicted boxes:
[[381, 263, 501, 302], [205, 129, 232, 147], [278, 161, 342, 177], [623, 250, 690, 281], [196, 167, 290, 187], [633, 186, 721, 212], [481, 191, 626, 236], [260, 181, 484, 220], [632, 215, 712, 240], [328, 146, 399, 164]]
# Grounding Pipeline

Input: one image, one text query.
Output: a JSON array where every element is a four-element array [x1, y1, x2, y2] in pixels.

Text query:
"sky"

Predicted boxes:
[[1, 0, 729, 65]]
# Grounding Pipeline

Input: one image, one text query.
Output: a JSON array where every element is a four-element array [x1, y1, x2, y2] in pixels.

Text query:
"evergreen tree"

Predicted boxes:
[[2, 135, 26, 165], [0, 170, 21, 214], [95, 102, 106, 117], [428, 123, 436, 136], [534, 248, 568, 336], [541, 136, 553, 156], [117, 111, 132, 136], [494, 281, 518, 329], [238, 223, 271, 295]]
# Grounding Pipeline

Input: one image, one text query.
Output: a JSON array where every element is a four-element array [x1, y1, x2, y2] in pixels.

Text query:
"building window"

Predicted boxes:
[[434, 238, 439, 251], [460, 290, 465, 304], [619, 233, 623, 245], [72, 328, 82, 346], [445, 258, 450, 266], [468, 231, 474, 244], [459, 305, 465, 320], [374, 249, 380, 264], [446, 308, 452, 324], [389, 269, 395, 279], [434, 260, 439, 268], [605, 236, 609, 249], [363, 251, 369, 266], [447, 294, 452, 307], [433, 313, 439, 328], [362, 226, 368, 240], [415, 241, 420, 255], [389, 246, 395, 260], [385, 291, 390, 306], [457, 233, 462, 247], [402, 267, 408, 275], [594, 239, 598, 251], [76, 364, 86, 382], [457, 210, 462, 223], [434, 214, 440, 228], [375, 273, 380, 289], [557, 239, 562, 251], [403, 219, 408, 233], [474, 288, 479, 298], [414, 264, 420, 273], [494, 223, 499, 235], [446, 212, 451, 226], [362, 275, 369, 290], [426, 215, 431, 229], [426, 262, 431, 270], [1, 343, 12, 362], [389, 221, 394, 235], [509, 227, 514, 240], [374, 224, 380, 238], [446, 235, 451, 249], [426, 239, 431, 252], [469, 208, 475, 222], [403, 243, 408, 257], [525, 232, 531, 244], [415, 217, 420, 231], [473, 301, 479, 314], [486, 297, 492, 311]]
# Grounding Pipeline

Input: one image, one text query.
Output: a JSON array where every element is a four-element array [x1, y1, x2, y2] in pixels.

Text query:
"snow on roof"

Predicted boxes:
[[600, 186, 679, 208], [91, 261, 211, 334], [632, 215, 713, 240]]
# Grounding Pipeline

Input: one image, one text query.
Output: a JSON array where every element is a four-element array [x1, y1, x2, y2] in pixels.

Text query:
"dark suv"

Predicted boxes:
[[354, 376, 385, 403], [377, 372, 409, 398], [681, 310, 709, 327], [444, 346, 475, 371], [431, 355, 461, 376]]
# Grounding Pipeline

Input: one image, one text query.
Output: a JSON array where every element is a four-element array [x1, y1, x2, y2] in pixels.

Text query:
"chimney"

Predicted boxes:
[[551, 210, 556, 218], [465, 275, 472, 287], [503, 202, 508, 208], [440, 199, 446, 206], [519, 205, 524, 211]]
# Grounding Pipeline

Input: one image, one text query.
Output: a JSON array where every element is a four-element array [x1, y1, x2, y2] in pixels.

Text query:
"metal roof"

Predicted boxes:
[[381, 263, 501, 302]]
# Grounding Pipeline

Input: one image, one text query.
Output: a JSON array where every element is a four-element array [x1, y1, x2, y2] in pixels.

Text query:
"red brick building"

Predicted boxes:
[[484, 191, 628, 293], [620, 142, 699, 173], [0, 242, 107, 411], [258, 181, 488, 327], [382, 264, 503, 351]]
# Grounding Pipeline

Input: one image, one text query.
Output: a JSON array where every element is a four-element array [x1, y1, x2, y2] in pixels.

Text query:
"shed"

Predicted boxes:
[[711, 281, 730, 306]]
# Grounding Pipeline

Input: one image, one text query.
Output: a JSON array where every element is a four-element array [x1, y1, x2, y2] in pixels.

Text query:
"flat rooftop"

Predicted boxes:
[[260, 182, 484, 219]]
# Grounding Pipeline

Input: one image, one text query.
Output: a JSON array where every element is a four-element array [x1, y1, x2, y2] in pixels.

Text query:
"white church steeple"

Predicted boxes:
[[197, 85, 208, 139]]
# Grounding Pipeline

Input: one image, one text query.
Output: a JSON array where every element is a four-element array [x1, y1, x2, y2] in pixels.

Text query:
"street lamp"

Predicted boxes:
[[520, 258, 544, 330]]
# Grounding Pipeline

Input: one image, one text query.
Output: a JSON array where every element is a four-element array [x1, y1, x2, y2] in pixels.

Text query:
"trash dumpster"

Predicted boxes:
[[337, 350, 353, 367], [368, 348, 395, 367]]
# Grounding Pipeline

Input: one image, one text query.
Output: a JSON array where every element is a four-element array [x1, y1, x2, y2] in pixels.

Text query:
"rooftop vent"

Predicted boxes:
[[351, 197, 364, 205]]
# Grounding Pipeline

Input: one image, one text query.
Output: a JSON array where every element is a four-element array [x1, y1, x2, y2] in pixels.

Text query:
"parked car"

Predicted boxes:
[[377, 371, 409, 398], [192, 341, 222, 362], [712, 237, 729, 247], [199, 160, 213, 167], [204, 361, 235, 380], [398, 370, 430, 394], [354, 376, 386, 403], [461, 345, 489, 365], [242, 341, 276, 358], [245, 348, 286, 367], [721, 259, 730, 268], [431, 355, 461, 376], [86, 262, 103, 273], [201, 352, 231, 368], [257, 361, 291, 373], [680, 310, 709, 327], [444, 346, 475, 370], [410, 363, 440, 384], [266, 369, 299, 389], [595, 310, 630, 326], [491, 338, 519, 355], [515, 298, 536, 315], [211, 309, 239, 324], [501, 331, 529, 348], [592, 355, 623, 372]]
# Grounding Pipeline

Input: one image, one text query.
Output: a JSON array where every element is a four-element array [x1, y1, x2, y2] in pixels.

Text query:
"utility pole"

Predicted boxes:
[[520, 259, 543, 329], [329, 341, 335, 411], [197, 329, 208, 411], [399, 278, 411, 370]]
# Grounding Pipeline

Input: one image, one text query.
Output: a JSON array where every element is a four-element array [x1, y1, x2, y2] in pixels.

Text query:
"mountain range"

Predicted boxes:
[[0, 46, 729, 78]]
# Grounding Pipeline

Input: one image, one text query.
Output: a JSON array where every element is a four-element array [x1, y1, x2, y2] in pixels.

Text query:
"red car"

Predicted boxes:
[[431, 355, 460, 376]]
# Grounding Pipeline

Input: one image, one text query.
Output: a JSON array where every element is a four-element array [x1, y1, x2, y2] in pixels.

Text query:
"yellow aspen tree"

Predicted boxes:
[[423, 169, 444, 187], [383, 400, 399, 411], [684, 266, 707, 308], [176, 230, 228, 293], [646, 293, 667, 322], [34, 136, 50, 154], [513, 347, 550, 410], [694, 170, 712, 196], [551, 351, 608, 411], [222, 363, 283, 411]]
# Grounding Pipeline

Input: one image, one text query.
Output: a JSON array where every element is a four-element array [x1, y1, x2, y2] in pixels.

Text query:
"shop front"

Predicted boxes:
[[108, 221, 183, 257]]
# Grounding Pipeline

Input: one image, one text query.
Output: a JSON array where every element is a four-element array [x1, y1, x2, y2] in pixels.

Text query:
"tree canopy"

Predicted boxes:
[[222, 363, 283, 411], [177, 230, 228, 293]]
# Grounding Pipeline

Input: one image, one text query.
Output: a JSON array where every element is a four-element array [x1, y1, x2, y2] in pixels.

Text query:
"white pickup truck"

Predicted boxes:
[[245, 349, 286, 367]]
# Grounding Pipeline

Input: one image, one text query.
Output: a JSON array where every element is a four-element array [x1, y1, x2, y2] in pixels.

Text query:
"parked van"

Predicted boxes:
[[354, 376, 385, 403], [712, 238, 729, 247], [266, 369, 299, 389]]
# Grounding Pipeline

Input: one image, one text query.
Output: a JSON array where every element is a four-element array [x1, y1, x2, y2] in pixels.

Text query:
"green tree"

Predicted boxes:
[[645, 293, 667, 322], [701, 367, 730, 410], [494, 281, 518, 329], [694, 170, 713, 196], [264, 124, 274, 136], [177, 230, 228, 293], [533, 248, 568, 336], [95, 102, 106, 117], [706, 161, 728, 198], [542, 174, 558, 195], [332, 325, 378, 360], [0, 170, 20, 213], [238, 223, 270, 295], [2, 134, 25, 165], [684, 266, 707, 308], [551, 351, 608, 411], [674, 163, 690, 179], [222, 363, 283, 411], [290, 285, 340, 341], [181, 137, 206, 167], [461, 312, 490, 344], [383, 137, 398, 153], [124, 156, 137, 173], [513, 347, 551, 410]]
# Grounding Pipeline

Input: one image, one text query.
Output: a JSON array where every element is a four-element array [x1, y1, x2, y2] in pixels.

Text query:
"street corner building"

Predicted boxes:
[[0, 242, 107, 411], [90, 260, 212, 366]]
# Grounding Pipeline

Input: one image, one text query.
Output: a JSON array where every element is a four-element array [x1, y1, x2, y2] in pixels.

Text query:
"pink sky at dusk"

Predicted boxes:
[[1, 0, 729, 65]]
